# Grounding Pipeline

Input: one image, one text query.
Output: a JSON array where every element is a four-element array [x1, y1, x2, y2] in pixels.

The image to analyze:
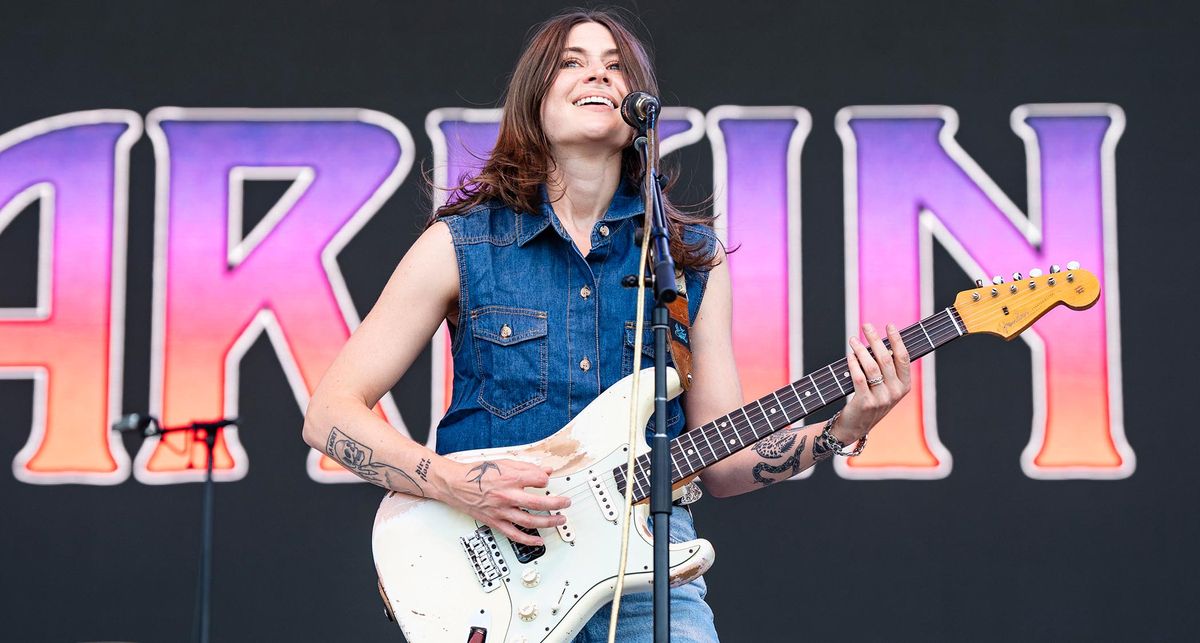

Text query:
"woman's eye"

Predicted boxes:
[[607, 62, 621, 71], [561, 59, 581, 68]]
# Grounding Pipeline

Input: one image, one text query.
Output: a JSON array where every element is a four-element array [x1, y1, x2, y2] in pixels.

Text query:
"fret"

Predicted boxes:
[[789, 383, 808, 414], [918, 320, 934, 350], [669, 445, 682, 478], [946, 308, 964, 336], [768, 392, 785, 428], [697, 426, 719, 463], [680, 433, 700, 472], [828, 364, 846, 395], [810, 374, 826, 404], [738, 407, 754, 444]]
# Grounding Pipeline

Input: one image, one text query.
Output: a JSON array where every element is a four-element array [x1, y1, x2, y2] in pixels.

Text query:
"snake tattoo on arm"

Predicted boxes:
[[750, 428, 807, 486]]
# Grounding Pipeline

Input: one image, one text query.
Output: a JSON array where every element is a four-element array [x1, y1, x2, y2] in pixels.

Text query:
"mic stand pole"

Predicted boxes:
[[633, 104, 676, 643], [153, 419, 236, 643]]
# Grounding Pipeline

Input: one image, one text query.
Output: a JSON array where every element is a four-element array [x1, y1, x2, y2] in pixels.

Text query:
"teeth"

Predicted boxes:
[[573, 96, 615, 109]]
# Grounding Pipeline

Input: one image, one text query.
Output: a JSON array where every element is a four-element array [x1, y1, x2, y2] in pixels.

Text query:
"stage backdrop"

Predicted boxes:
[[1, 1, 1196, 641]]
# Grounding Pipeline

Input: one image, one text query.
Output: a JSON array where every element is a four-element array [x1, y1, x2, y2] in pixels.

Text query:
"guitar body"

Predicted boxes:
[[373, 266, 1102, 641], [373, 367, 715, 643]]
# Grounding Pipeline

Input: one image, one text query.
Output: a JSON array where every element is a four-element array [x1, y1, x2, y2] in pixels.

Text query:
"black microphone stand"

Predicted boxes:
[[113, 414, 238, 643], [632, 104, 677, 643]]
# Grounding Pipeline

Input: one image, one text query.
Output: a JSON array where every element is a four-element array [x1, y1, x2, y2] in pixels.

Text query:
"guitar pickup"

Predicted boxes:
[[460, 525, 509, 592], [589, 473, 617, 522], [509, 524, 546, 563]]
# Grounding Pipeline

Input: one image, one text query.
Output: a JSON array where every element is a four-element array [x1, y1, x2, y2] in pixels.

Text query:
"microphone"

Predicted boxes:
[[112, 412, 155, 436], [620, 91, 660, 129]]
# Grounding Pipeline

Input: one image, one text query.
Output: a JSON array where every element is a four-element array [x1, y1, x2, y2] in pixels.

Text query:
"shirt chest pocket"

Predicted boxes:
[[471, 306, 549, 419]]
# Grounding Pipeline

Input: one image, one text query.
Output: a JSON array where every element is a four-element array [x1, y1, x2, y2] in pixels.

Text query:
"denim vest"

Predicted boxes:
[[434, 181, 717, 455]]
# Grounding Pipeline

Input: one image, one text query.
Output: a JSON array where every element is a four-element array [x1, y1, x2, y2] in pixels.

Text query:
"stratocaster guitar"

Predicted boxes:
[[373, 265, 1102, 642]]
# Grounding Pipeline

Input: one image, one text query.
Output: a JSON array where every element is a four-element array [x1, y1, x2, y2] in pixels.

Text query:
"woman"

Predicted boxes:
[[302, 9, 910, 642]]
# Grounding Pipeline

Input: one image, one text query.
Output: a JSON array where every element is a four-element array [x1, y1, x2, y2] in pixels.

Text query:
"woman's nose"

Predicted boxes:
[[586, 63, 610, 84]]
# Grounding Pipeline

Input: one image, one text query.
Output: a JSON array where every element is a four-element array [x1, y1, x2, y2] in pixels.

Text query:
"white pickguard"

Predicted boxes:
[[373, 368, 715, 643]]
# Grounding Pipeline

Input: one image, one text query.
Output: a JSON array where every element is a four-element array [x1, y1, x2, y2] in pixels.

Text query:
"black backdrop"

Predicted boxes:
[[2, 1, 1197, 641]]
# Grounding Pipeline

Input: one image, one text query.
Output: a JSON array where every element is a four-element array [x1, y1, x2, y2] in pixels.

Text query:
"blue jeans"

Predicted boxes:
[[573, 506, 719, 643]]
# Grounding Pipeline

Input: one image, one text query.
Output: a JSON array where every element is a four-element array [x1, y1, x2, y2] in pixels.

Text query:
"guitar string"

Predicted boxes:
[[538, 291, 1070, 506], [643, 292, 1073, 493], [551, 310, 966, 505], [544, 312, 963, 507]]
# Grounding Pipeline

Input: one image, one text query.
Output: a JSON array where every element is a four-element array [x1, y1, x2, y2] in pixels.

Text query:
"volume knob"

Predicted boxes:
[[518, 603, 538, 621], [522, 569, 541, 587]]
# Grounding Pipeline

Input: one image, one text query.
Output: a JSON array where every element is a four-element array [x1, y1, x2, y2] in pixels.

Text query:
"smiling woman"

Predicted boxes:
[[303, 7, 910, 643]]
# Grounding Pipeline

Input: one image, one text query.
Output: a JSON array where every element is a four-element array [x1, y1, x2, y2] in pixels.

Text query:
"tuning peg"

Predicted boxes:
[[992, 275, 1004, 285], [1012, 272, 1023, 281], [1049, 264, 1061, 274], [1066, 261, 1080, 270], [1029, 268, 1043, 277], [975, 277, 984, 287]]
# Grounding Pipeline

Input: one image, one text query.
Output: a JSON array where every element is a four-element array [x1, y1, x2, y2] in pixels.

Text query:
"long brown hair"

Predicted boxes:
[[427, 8, 718, 271]]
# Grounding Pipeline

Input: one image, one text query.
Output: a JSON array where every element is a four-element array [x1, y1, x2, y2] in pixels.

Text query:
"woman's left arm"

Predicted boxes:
[[683, 248, 912, 498]]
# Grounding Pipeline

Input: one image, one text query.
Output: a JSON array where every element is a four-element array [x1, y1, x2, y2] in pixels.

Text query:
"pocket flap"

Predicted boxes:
[[473, 306, 548, 346], [624, 320, 656, 358]]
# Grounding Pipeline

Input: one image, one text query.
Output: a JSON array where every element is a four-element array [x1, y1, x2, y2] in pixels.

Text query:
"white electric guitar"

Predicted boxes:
[[373, 266, 1101, 642]]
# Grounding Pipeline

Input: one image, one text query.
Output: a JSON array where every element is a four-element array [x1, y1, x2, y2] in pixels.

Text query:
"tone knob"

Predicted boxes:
[[518, 603, 538, 621], [522, 569, 541, 587]]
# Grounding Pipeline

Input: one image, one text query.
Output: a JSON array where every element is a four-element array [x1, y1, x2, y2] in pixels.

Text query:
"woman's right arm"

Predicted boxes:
[[302, 221, 567, 546]]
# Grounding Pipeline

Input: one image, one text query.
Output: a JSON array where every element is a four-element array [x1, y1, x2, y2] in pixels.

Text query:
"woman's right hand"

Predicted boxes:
[[437, 458, 571, 546]]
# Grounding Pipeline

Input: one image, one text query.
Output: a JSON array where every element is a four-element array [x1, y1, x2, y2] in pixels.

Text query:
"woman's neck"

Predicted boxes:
[[545, 148, 624, 230]]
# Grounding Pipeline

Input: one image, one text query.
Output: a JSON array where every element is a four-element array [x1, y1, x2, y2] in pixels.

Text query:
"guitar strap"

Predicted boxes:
[[665, 271, 694, 390]]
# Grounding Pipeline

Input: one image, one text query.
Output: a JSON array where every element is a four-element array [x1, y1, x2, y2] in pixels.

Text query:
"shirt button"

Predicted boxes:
[[598, 224, 610, 237], [579, 357, 591, 372], [580, 285, 591, 299]]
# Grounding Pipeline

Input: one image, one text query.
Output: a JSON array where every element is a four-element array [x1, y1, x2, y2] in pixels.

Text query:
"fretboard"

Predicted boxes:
[[613, 306, 966, 502]]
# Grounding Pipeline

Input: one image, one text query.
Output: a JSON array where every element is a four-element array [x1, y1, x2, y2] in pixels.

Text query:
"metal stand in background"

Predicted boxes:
[[628, 94, 678, 643], [113, 413, 239, 643]]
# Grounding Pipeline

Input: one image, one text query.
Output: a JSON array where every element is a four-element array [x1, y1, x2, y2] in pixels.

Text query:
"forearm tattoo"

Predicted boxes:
[[750, 428, 807, 486], [811, 432, 836, 463], [466, 461, 501, 491], [325, 427, 424, 496], [416, 458, 431, 482]]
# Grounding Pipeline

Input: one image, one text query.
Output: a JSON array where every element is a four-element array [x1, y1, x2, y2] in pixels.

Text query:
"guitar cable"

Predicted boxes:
[[608, 196, 657, 643]]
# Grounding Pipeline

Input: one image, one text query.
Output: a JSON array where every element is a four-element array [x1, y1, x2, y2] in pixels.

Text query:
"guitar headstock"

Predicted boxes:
[[954, 263, 1101, 340]]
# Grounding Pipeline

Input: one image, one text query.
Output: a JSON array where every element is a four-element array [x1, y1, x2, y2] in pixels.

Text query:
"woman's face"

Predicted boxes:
[[540, 22, 632, 153]]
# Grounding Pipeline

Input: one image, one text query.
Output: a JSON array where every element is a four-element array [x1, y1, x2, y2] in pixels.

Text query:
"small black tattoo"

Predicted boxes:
[[325, 427, 424, 496], [751, 434, 806, 486], [416, 458, 431, 482], [466, 461, 501, 491], [753, 430, 798, 459], [811, 433, 836, 463]]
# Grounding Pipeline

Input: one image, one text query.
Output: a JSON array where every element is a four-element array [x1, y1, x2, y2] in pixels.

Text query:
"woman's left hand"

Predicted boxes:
[[834, 322, 912, 444]]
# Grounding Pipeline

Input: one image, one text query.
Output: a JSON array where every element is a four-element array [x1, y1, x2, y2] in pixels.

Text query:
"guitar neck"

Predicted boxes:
[[614, 306, 967, 502]]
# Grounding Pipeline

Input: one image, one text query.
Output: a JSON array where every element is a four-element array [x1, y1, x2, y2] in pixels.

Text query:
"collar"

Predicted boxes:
[[516, 178, 645, 247]]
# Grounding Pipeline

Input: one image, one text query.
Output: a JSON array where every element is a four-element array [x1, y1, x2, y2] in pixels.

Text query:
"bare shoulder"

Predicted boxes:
[[372, 221, 459, 322]]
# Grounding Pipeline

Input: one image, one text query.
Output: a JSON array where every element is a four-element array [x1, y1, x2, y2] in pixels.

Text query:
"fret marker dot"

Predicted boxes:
[[770, 408, 776, 414], [843, 372, 849, 378], [728, 439, 736, 445], [687, 449, 694, 455], [805, 391, 812, 397], [720, 422, 727, 428]]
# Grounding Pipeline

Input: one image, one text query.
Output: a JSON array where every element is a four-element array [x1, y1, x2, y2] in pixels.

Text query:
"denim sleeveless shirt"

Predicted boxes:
[[434, 180, 717, 455]]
